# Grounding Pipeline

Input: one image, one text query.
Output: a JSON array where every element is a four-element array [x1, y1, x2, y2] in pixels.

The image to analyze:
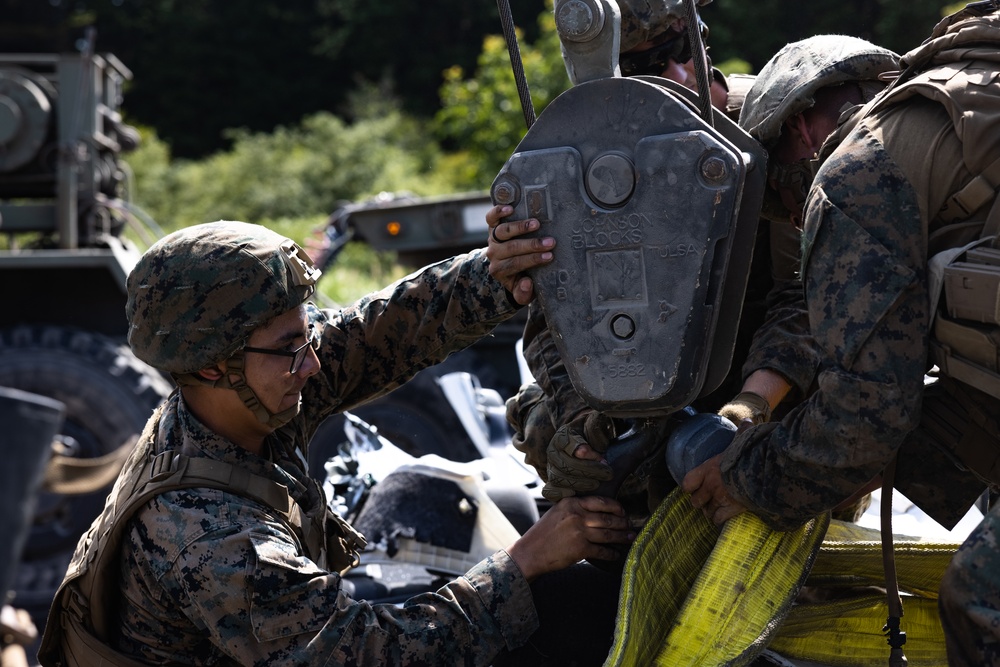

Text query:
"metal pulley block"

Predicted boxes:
[[492, 76, 765, 416]]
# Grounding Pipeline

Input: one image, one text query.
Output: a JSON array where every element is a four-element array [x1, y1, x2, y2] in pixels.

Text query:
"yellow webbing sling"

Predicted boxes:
[[808, 520, 959, 599], [771, 594, 946, 666], [772, 519, 958, 666], [606, 488, 959, 667], [605, 487, 829, 667]]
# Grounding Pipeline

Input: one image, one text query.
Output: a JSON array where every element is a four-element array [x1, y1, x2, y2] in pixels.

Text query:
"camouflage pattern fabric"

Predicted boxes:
[[739, 34, 899, 149], [721, 7, 1000, 529], [939, 500, 1000, 667], [107, 250, 536, 665], [126, 221, 320, 375], [618, 0, 713, 53], [714, 217, 818, 410], [719, 96, 983, 528]]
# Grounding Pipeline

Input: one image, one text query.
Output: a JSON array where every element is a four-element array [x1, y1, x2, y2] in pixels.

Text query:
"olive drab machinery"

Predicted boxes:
[[491, 0, 766, 416], [0, 37, 173, 635]]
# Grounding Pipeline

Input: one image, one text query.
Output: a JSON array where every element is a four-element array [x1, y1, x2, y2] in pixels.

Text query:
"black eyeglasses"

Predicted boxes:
[[243, 327, 320, 374], [619, 30, 693, 77]]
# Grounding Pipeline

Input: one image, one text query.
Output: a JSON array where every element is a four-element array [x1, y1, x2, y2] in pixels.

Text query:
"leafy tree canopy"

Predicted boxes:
[[1, 0, 961, 160]]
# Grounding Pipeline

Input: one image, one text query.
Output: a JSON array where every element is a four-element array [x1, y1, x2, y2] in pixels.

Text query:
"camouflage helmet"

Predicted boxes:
[[126, 220, 321, 375], [619, 0, 712, 52], [739, 35, 900, 147]]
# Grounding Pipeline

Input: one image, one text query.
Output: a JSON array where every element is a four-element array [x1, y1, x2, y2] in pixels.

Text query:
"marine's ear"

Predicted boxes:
[[196, 363, 226, 382]]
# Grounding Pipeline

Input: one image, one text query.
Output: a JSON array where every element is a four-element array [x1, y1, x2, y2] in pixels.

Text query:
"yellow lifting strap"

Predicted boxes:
[[605, 489, 960, 667], [772, 594, 946, 666], [808, 520, 960, 600], [605, 487, 829, 667]]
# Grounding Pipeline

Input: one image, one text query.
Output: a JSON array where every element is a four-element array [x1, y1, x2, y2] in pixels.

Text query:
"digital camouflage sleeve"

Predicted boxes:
[[306, 249, 521, 423], [720, 97, 987, 530], [738, 219, 819, 401]]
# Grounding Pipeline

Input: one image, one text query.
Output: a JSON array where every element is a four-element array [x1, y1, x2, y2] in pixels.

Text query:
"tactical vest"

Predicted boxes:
[[820, 5, 1000, 486], [37, 402, 367, 667]]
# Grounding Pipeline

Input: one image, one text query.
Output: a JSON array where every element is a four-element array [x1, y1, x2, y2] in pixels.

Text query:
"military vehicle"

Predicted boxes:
[[0, 41, 174, 633]]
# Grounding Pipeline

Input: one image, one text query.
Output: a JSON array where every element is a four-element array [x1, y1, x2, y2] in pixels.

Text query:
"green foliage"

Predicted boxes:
[[122, 100, 439, 304], [107, 0, 969, 304], [714, 57, 752, 76], [10, 0, 550, 158], [434, 0, 569, 188], [12, 0, 968, 159], [126, 107, 459, 236], [941, 2, 967, 17], [317, 241, 410, 305]]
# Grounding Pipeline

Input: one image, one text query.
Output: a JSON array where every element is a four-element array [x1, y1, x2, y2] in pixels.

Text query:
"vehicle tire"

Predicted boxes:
[[0, 325, 173, 621]]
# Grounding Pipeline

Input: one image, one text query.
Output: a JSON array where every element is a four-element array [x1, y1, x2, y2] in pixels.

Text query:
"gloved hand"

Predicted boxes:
[[717, 390, 771, 429], [543, 411, 618, 502], [506, 382, 556, 480]]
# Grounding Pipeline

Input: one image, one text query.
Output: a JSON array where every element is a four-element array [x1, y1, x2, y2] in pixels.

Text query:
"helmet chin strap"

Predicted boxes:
[[174, 353, 299, 429], [222, 353, 300, 429]]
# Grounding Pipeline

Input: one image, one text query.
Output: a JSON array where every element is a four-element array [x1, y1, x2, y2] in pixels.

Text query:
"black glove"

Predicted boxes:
[[543, 411, 617, 502], [506, 382, 556, 480]]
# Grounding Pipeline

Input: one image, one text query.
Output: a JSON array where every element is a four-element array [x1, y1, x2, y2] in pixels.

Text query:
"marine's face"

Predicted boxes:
[[768, 110, 843, 227], [620, 19, 726, 110], [242, 304, 320, 417], [620, 19, 692, 79]]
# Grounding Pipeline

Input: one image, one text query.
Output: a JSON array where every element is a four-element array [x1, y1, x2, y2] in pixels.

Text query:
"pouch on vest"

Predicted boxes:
[[928, 244, 1000, 489], [935, 245, 1000, 403], [491, 3, 765, 417]]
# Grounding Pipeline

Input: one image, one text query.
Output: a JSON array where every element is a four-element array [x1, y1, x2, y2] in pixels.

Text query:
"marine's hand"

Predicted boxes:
[[718, 391, 770, 431], [506, 495, 633, 582], [542, 412, 617, 502], [486, 204, 554, 305], [682, 454, 747, 525], [719, 370, 790, 429], [506, 382, 556, 479]]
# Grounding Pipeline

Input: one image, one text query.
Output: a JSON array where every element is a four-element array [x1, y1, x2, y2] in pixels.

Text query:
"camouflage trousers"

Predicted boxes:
[[940, 501, 1000, 666]]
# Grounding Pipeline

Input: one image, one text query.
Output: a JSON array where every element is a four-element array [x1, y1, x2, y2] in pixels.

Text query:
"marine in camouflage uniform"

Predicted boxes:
[[38, 220, 631, 667], [696, 5, 1000, 664]]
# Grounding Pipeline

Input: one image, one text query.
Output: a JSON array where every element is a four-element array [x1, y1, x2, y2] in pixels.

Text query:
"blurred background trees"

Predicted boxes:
[[1, 0, 961, 159], [0, 0, 965, 300]]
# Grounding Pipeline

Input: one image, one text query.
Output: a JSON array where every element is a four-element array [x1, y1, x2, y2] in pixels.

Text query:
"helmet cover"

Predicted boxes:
[[619, 0, 712, 53], [126, 220, 321, 375], [739, 34, 900, 147]]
